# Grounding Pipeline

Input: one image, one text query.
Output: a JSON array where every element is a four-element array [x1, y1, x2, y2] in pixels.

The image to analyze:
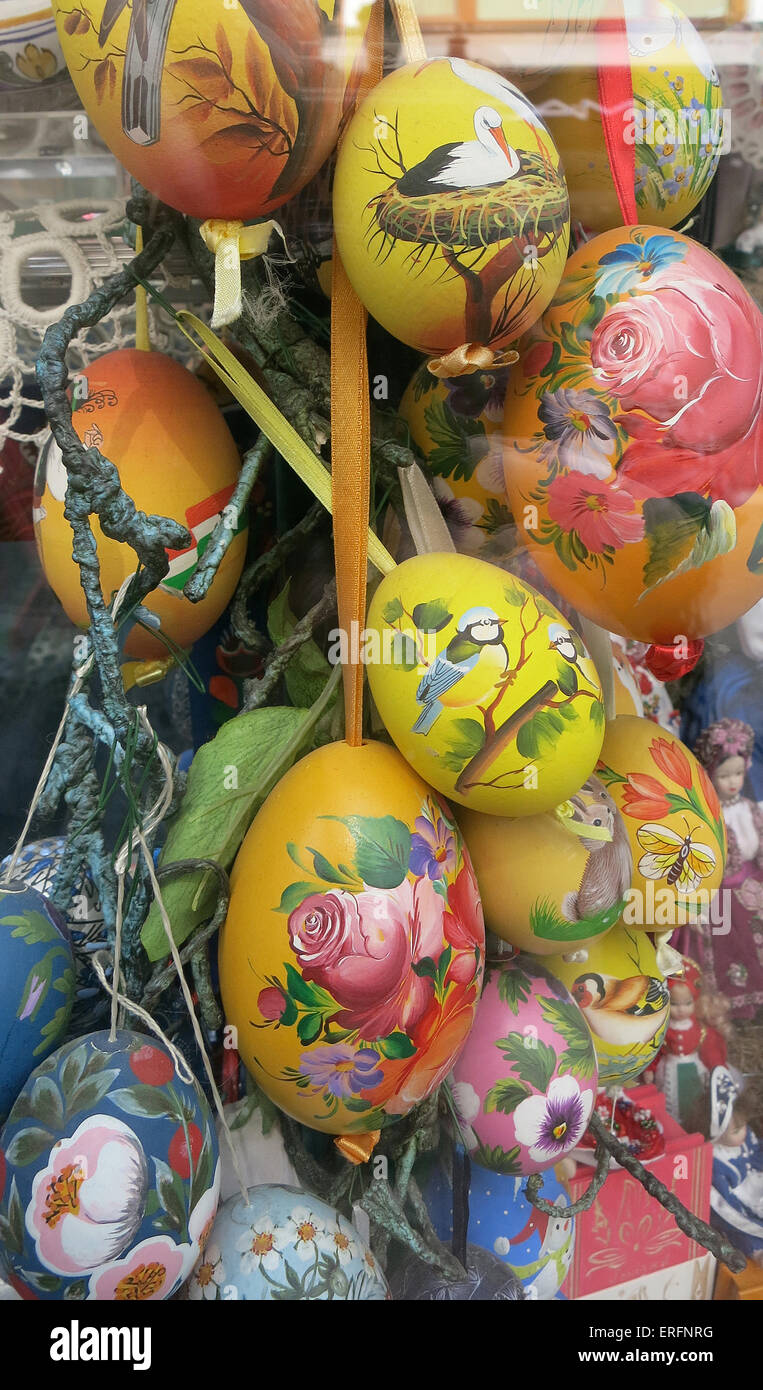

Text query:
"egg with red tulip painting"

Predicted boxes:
[[0, 1030, 220, 1300], [503, 227, 763, 643]]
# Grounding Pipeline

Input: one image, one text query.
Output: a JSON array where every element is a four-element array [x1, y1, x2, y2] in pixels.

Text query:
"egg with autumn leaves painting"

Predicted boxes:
[[0, 1029, 220, 1300], [450, 954, 598, 1176], [503, 227, 763, 643], [596, 715, 726, 927], [52, 0, 350, 221], [219, 741, 485, 1136]]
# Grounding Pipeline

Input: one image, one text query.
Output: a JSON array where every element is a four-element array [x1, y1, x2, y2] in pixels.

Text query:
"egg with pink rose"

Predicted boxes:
[[450, 954, 597, 1176], [503, 226, 763, 643], [0, 1029, 220, 1300], [220, 740, 485, 1137]]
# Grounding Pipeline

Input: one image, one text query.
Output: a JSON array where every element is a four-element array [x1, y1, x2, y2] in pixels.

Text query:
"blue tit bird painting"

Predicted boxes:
[[413, 607, 510, 735], [548, 623, 598, 691]]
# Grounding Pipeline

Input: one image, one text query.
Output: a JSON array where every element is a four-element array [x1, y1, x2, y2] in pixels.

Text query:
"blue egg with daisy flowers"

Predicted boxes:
[[187, 1185, 389, 1301]]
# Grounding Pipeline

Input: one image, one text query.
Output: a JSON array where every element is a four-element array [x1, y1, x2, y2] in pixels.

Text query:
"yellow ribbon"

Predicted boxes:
[[121, 658, 175, 693], [134, 226, 150, 352], [389, 0, 428, 61], [428, 345, 520, 379], [199, 218, 285, 331], [173, 311, 395, 576], [334, 1130, 381, 1165], [554, 801, 613, 842]]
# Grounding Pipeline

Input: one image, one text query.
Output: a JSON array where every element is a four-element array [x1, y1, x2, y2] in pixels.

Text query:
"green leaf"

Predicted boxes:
[[60, 1043, 89, 1101], [6, 911, 61, 946], [484, 1076, 530, 1114], [423, 399, 487, 482], [63, 1279, 87, 1301], [297, 1013, 323, 1046], [343, 1096, 372, 1113], [3, 1127, 52, 1167], [34, 996, 74, 1057], [20, 1269, 62, 1293], [497, 1034, 557, 1092], [436, 946, 453, 991], [331, 814, 412, 889], [516, 708, 569, 760], [441, 717, 486, 772], [641, 492, 713, 591], [67, 1069, 121, 1116], [7, 1179, 24, 1254], [412, 956, 437, 980], [375, 1032, 417, 1060], [411, 599, 453, 633], [190, 1127, 214, 1211], [590, 699, 605, 732], [470, 1139, 523, 1176], [382, 597, 404, 623], [141, 705, 315, 961], [539, 996, 597, 1080], [275, 881, 317, 915], [283, 962, 336, 1012], [496, 966, 533, 1014], [503, 585, 527, 607], [28, 1075, 63, 1129], [267, 581, 337, 710], [556, 663, 578, 697], [306, 848, 358, 887], [154, 1156, 186, 1232], [747, 520, 763, 574], [108, 1085, 174, 1119]]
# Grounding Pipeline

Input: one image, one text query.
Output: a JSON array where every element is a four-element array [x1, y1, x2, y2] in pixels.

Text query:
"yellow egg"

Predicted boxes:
[[596, 715, 726, 932], [34, 349, 246, 660], [365, 552, 605, 816], [333, 58, 570, 358], [399, 363, 515, 564], [527, 0, 724, 232], [546, 921, 669, 1085], [219, 740, 485, 1135], [458, 771, 632, 954]]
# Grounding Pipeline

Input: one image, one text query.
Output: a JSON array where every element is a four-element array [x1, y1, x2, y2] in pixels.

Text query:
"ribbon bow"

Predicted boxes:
[[200, 218, 286, 330]]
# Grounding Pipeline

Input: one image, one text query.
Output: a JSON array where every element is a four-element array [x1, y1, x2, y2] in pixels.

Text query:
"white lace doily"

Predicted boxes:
[[0, 196, 207, 449]]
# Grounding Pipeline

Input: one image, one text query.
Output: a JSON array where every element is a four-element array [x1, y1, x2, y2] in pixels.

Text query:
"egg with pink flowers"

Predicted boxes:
[[451, 954, 597, 1175]]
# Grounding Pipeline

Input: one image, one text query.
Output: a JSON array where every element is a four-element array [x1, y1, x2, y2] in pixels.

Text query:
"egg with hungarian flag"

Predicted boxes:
[[34, 349, 247, 659], [219, 740, 485, 1136]]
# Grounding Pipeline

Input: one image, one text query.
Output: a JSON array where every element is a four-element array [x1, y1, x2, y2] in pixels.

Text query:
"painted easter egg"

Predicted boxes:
[[423, 1156, 574, 1299], [52, 0, 349, 221], [34, 349, 247, 660], [1, 839, 108, 1034], [529, 0, 723, 232], [219, 740, 485, 1136], [450, 954, 598, 1176], [0, 883, 75, 1122], [365, 552, 606, 817], [400, 362, 515, 564], [0, 3, 68, 90], [503, 227, 763, 643], [596, 714, 726, 929], [333, 58, 570, 360], [546, 921, 670, 1085], [0, 1029, 220, 1300], [457, 772, 632, 955], [188, 1184, 388, 1301]]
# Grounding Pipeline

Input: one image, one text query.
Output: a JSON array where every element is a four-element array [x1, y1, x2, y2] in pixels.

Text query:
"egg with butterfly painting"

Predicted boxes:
[[334, 57, 570, 360], [52, 0, 352, 221], [0, 1029, 220, 1299]]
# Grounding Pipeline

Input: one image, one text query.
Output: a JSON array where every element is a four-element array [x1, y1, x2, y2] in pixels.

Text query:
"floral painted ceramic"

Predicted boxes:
[[423, 1157, 574, 1299], [547, 923, 671, 1086], [220, 741, 484, 1135], [530, 0, 723, 232], [0, 1030, 220, 1300], [366, 552, 605, 816], [0, 4, 68, 90], [52, 0, 348, 221], [503, 228, 763, 642], [399, 364, 515, 565], [334, 58, 569, 359], [0, 883, 75, 1122], [188, 1185, 388, 1301], [597, 715, 726, 924], [450, 955, 598, 1176]]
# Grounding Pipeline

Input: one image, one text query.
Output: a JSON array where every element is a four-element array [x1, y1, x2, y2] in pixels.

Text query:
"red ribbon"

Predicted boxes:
[[596, 14, 638, 225], [644, 639, 705, 682]]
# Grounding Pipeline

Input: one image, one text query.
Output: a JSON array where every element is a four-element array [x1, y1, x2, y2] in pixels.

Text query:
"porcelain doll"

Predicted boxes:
[[651, 962, 726, 1131], [694, 719, 763, 1020], [711, 1096, 763, 1263]]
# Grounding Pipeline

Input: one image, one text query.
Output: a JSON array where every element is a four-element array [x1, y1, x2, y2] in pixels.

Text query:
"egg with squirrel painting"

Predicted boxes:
[[0, 882, 75, 1123], [596, 714, 726, 927], [219, 740, 485, 1136], [399, 362, 516, 565], [334, 57, 570, 361], [187, 1184, 388, 1301], [0, 1029, 220, 1300], [503, 227, 763, 643], [422, 1154, 574, 1299], [546, 921, 671, 1086], [456, 772, 632, 956], [526, 0, 724, 233], [450, 954, 598, 1176], [34, 349, 247, 660], [365, 552, 606, 817], [52, 0, 353, 221]]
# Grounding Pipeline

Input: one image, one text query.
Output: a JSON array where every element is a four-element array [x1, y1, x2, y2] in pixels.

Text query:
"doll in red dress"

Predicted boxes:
[[652, 961, 727, 1131]]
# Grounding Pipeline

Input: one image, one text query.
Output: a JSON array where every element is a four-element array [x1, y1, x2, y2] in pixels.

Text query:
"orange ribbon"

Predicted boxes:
[[335, 1130, 382, 1165], [330, 0, 385, 749]]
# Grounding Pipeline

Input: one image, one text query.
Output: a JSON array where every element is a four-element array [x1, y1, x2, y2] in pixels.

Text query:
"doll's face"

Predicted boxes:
[[670, 982, 694, 1021], [720, 1118, 748, 1147], [713, 755, 747, 803]]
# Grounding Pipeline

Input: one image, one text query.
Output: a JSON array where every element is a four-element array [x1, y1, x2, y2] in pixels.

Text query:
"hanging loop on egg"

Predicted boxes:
[[199, 218, 286, 331], [427, 344, 519, 380]]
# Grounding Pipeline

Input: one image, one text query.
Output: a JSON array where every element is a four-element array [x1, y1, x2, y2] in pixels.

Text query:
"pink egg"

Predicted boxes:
[[451, 954, 598, 1175]]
